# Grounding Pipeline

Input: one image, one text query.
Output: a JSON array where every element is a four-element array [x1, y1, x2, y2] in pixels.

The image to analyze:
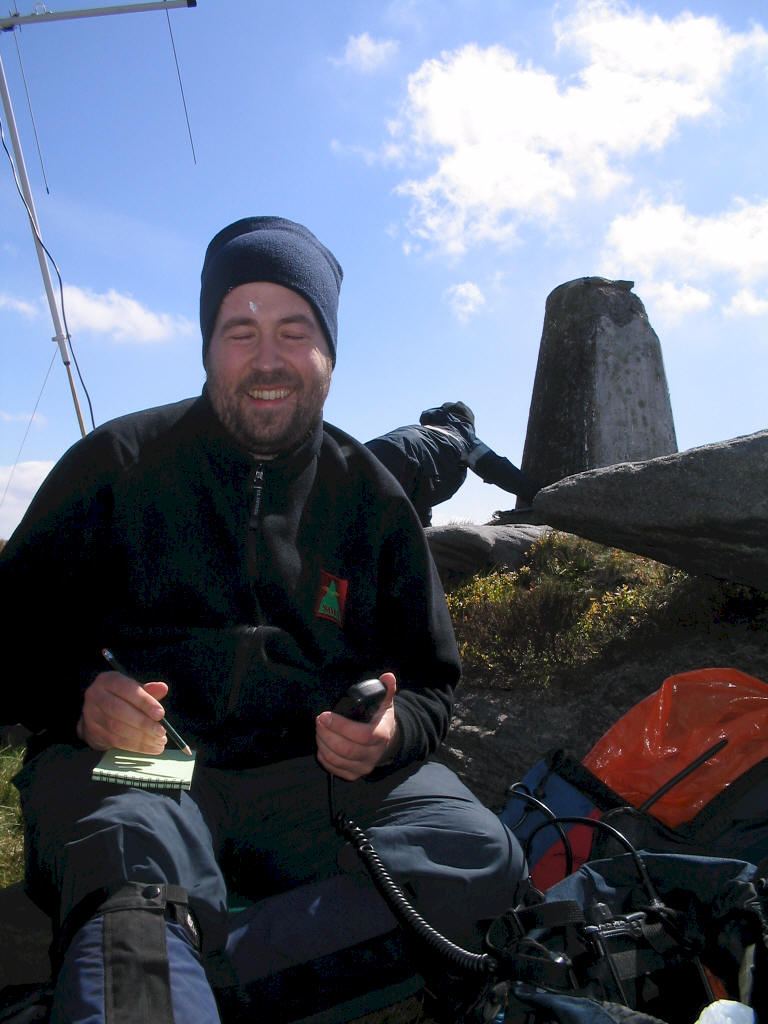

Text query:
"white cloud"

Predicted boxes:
[[335, 32, 399, 73], [0, 460, 53, 541], [383, 1, 768, 254], [601, 199, 768, 321], [0, 293, 39, 319], [330, 137, 404, 166], [445, 281, 486, 321], [603, 199, 768, 282], [724, 289, 768, 318], [640, 280, 712, 325], [555, 2, 756, 128], [0, 410, 46, 425], [63, 286, 195, 343]]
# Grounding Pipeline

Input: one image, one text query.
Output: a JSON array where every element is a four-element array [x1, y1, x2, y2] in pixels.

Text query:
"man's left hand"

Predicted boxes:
[[315, 672, 398, 781]]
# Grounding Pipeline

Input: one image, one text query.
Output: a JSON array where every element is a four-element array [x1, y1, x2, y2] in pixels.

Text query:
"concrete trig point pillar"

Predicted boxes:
[[519, 277, 677, 495]]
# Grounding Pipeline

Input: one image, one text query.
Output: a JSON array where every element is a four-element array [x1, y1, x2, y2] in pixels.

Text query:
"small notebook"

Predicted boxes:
[[92, 747, 197, 791]]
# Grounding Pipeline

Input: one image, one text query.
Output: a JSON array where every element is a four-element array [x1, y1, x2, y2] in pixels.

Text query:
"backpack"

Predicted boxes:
[[501, 668, 768, 887], [481, 853, 767, 1023], [491, 668, 768, 1023]]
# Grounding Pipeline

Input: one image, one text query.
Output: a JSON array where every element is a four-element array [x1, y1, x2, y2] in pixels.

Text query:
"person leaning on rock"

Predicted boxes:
[[365, 401, 540, 526]]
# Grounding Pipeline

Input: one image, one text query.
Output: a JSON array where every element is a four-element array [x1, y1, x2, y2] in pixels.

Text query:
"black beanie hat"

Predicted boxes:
[[200, 216, 343, 364], [441, 401, 475, 427], [420, 401, 476, 428]]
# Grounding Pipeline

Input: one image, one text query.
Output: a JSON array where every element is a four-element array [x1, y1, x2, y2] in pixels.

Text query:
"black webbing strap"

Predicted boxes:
[[103, 892, 172, 1024], [544, 748, 627, 812], [597, 943, 666, 984], [65, 881, 198, 1024], [513, 900, 587, 932]]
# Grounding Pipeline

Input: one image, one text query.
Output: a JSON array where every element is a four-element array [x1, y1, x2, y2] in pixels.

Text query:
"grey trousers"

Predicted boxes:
[[16, 745, 526, 986]]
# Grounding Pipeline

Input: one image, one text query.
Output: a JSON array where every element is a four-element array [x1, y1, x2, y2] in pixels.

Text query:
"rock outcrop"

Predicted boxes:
[[511, 429, 768, 591], [426, 523, 550, 586]]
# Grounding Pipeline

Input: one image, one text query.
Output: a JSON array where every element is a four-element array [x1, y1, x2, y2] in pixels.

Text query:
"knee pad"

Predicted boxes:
[[53, 882, 218, 1024]]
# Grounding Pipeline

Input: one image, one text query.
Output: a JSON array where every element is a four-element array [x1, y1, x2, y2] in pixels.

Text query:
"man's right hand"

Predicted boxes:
[[77, 670, 169, 754]]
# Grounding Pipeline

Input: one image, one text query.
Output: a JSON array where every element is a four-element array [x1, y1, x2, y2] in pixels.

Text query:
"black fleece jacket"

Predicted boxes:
[[0, 392, 461, 770]]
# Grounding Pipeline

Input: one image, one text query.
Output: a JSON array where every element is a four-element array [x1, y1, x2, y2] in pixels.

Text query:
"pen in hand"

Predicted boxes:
[[101, 648, 193, 757]]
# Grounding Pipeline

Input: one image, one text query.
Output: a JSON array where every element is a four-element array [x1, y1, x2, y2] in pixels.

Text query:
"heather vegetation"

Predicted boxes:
[[0, 745, 23, 889], [446, 531, 768, 690]]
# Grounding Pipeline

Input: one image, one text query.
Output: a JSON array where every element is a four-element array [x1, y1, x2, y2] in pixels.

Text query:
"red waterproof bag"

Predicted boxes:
[[582, 667, 768, 827]]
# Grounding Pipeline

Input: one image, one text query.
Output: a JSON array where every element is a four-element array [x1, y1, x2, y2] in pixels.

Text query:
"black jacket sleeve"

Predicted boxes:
[[0, 430, 120, 736], [469, 447, 540, 504]]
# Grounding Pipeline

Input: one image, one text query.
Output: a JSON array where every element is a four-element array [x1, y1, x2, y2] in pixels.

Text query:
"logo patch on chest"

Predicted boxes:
[[315, 571, 348, 626]]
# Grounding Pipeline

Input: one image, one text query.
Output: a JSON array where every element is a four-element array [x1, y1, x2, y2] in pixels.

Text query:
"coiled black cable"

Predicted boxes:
[[328, 776, 497, 977]]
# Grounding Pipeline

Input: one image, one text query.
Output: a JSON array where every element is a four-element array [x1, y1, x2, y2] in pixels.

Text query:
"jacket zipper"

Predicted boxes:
[[250, 464, 265, 527], [231, 463, 266, 716]]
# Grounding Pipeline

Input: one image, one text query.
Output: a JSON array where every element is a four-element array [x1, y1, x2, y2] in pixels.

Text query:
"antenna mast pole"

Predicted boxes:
[[0, 0, 196, 437], [0, 51, 87, 435]]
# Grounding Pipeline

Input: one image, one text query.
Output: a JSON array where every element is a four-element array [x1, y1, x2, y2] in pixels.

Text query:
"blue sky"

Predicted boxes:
[[1, 0, 766, 539]]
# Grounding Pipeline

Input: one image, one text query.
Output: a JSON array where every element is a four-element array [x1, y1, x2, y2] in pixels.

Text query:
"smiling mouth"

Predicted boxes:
[[247, 387, 293, 401]]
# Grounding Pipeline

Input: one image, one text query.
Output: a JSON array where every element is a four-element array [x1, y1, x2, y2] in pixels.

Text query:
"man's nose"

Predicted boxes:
[[248, 332, 285, 369]]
